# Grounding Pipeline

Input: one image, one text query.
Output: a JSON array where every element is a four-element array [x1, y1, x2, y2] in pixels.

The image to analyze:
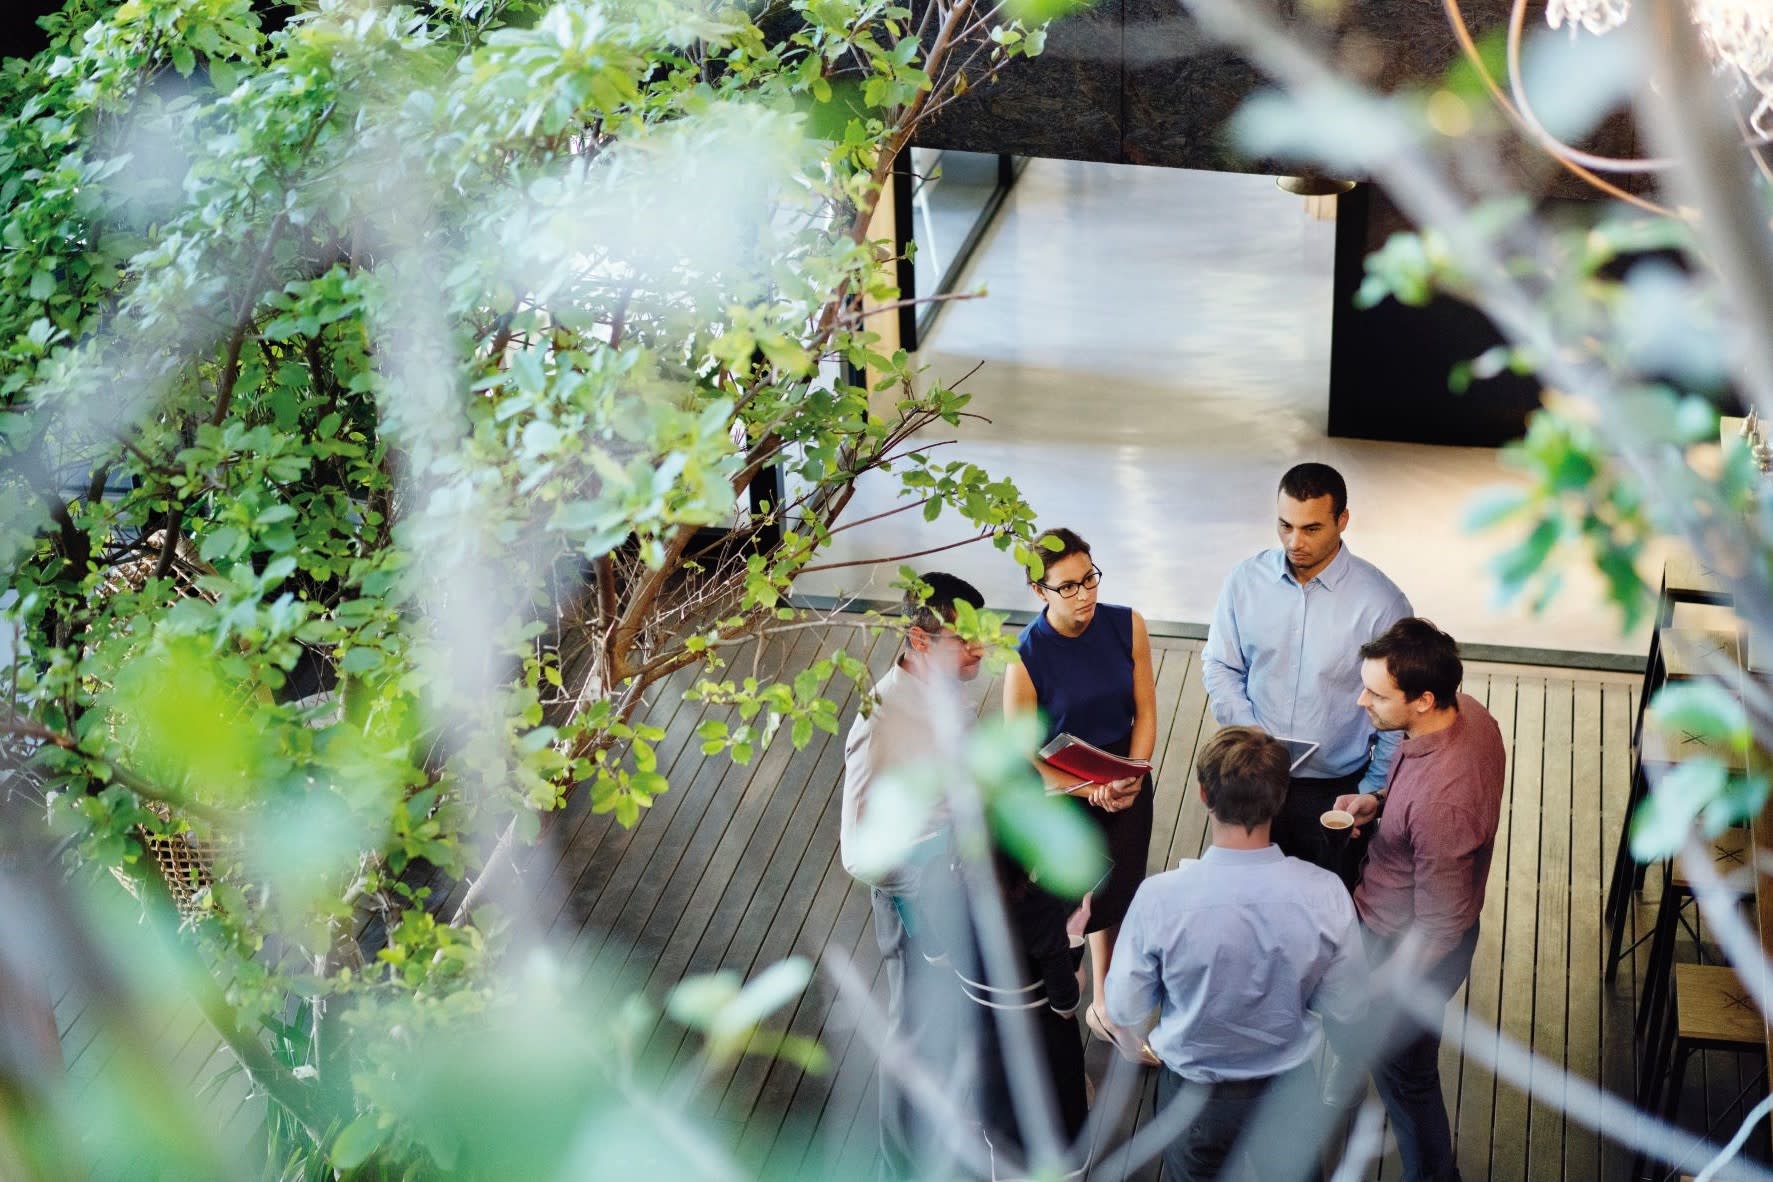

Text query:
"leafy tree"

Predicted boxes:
[[0, 0, 1075, 1175]]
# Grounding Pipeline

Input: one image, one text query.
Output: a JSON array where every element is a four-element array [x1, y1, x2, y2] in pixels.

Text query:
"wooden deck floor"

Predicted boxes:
[[526, 629, 1755, 1181], [51, 628, 1767, 1179]]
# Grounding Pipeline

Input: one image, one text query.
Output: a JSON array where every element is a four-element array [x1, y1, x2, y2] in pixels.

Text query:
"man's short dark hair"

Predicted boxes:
[[1196, 727, 1290, 830], [904, 571, 985, 633], [1278, 463, 1348, 518], [1030, 527, 1091, 584], [1360, 617, 1463, 709]]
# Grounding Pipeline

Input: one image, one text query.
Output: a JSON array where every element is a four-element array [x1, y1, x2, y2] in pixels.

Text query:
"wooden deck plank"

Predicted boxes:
[[1565, 680, 1604, 1182], [575, 629, 830, 987], [706, 705, 900, 1124], [521, 659, 704, 932], [666, 631, 904, 1080], [1491, 674, 1546, 1182], [641, 631, 882, 1085], [1139, 644, 1193, 872], [617, 627, 876, 1011], [788, 952, 892, 1178], [1149, 644, 1209, 873], [530, 658, 727, 949], [556, 639, 802, 979], [1453, 672, 1514, 1182], [1528, 678, 1575, 1179], [1433, 671, 1487, 1177], [1598, 681, 1638, 1179], [727, 857, 879, 1161], [536, 657, 713, 941], [1158, 646, 1216, 872], [770, 948, 896, 1177]]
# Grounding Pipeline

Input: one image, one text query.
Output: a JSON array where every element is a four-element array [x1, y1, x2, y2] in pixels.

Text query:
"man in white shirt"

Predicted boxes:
[[841, 571, 985, 1176], [1107, 726, 1369, 1182]]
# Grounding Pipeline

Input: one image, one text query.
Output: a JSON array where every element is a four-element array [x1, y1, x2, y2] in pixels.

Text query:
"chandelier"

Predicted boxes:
[[1546, 0, 1773, 132], [1442, 0, 1773, 217]]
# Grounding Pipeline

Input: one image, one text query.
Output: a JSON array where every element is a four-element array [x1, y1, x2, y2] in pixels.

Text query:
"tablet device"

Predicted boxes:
[[1274, 736, 1319, 773]]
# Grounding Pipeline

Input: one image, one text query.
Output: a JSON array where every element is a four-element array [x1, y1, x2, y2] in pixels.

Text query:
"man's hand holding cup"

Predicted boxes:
[[1331, 790, 1380, 838]]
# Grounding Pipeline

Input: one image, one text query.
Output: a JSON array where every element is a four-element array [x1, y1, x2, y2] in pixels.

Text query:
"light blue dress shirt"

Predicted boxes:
[[1104, 845, 1368, 1082], [1202, 543, 1412, 794]]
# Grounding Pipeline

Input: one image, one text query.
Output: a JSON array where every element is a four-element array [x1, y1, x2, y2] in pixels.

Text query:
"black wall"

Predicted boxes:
[[1326, 184, 1547, 446], [915, 0, 1646, 447], [915, 0, 1583, 175], [2, 1, 63, 64]]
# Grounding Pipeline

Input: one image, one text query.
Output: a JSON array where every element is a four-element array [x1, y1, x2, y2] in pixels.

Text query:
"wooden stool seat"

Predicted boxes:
[[1671, 827, 1752, 891], [1642, 722, 1749, 774], [1672, 963, 1767, 1047], [1663, 554, 1732, 603], [1659, 628, 1745, 679]]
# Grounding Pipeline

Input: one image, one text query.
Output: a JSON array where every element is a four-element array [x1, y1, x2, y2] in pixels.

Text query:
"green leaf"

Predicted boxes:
[[331, 1112, 387, 1169], [667, 971, 742, 1030], [1649, 681, 1750, 750], [708, 959, 812, 1042], [1491, 517, 1560, 595], [1462, 486, 1529, 532], [989, 788, 1107, 898], [1630, 758, 1726, 862], [1004, 0, 1095, 20]]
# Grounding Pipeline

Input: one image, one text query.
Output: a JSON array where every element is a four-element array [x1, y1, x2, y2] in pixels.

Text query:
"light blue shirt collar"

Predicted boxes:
[[1195, 843, 1285, 867], [1265, 541, 1353, 590]]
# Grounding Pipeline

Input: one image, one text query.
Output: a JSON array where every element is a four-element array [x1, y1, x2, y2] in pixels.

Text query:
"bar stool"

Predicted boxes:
[[1633, 964, 1768, 1180], [1634, 557, 1733, 758], [1635, 825, 1751, 1053], [1605, 627, 1744, 983]]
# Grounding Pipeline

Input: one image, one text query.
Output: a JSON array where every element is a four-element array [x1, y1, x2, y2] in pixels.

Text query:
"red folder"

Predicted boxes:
[[1038, 733, 1151, 785]]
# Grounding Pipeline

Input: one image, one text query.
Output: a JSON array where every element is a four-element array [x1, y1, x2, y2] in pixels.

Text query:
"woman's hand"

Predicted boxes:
[[1090, 776, 1141, 812]]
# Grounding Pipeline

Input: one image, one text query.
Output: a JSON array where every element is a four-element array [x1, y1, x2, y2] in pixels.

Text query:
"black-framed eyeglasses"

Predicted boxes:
[[1036, 566, 1103, 599]]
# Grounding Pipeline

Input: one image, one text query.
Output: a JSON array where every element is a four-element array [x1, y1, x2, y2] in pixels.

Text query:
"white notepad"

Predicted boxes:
[[1274, 736, 1319, 773]]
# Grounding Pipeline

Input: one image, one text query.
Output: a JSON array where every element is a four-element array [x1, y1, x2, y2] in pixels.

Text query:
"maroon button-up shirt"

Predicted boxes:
[[1353, 693, 1507, 963]]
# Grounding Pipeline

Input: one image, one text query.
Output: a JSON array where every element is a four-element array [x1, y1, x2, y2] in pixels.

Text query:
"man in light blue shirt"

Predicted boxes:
[[1202, 462, 1411, 875], [1107, 726, 1368, 1182]]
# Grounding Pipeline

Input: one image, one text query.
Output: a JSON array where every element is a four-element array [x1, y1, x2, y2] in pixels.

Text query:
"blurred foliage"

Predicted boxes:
[[1631, 681, 1766, 861], [0, 0, 1071, 1176], [1232, 13, 1773, 867]]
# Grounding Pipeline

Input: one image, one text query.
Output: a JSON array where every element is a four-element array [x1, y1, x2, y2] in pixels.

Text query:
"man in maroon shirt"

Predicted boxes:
[[1333, 618, 1505, 1182]]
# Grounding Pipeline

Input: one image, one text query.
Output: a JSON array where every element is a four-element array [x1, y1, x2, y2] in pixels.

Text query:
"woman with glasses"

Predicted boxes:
[[1005, 527, 1160, 1067]]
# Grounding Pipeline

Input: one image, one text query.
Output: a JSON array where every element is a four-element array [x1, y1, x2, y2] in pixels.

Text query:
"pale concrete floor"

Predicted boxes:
[[795, 158, 1657, 657]]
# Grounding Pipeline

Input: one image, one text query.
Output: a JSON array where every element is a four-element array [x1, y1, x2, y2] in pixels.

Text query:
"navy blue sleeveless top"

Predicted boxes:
[[1016, 602, 1136, 748]]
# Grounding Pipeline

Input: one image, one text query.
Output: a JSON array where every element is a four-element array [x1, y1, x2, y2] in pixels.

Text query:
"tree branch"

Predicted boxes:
[[0, 716, 232, 829], [795, 528, 996, 575], [607, 523, 700, 679]]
